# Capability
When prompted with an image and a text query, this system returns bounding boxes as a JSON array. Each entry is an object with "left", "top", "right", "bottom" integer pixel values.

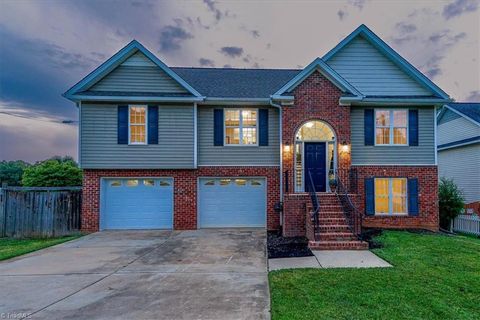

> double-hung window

[
  {"left": 375, "top": 109, "right": 408, "bottom": 145},
  {"left": 225, "top": 109, "right": 258, "bottom": 145},
  {"left": 129, "top": 105, "right": 147, "bottom": 144},
  {"left": 374, "top": 178, "right": 408, "bottom": 215}
]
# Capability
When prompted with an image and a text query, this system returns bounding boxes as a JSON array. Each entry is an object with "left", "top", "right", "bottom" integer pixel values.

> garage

[
  {"left": 198, "top": 177, "right": 266, "bottom": 228},
  {"left": 101, "top": 178, "right": 173, "bottom": 229}
]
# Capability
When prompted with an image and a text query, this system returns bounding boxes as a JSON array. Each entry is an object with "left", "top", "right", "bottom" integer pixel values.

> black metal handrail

[
  {"left": 334, "top": 168, "right": 362, "bottom": 237},
  {"left": 307, "top": 170, "right": 320, "bottom": 241}
]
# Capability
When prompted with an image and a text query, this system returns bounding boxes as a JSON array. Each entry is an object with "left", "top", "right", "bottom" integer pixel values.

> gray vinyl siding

[
  {"left": 438, "top": 144, "right": 480, "bottom": 203},
  {"left": 198, "top": 106, "right": 280, "bottom": 166},
  {"left": 438, "top": 115, "right": 480, "bottom": 145},
  {"left": 351, "top": 107, "right": 436, "bottom": 165},
  {"left": 326, "top": 36, "right": 432, "bottom": 96},
  {"left": 438, "top": 109, "right": 461, "bottom": 125},
  {"left": 80, "top": 103, "right": 194, "bottom": 169},
  {"left": 88, "top": 52, "right": 188, "bottom": 93}
]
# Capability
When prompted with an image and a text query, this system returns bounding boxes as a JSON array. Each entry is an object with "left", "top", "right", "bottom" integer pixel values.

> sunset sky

[{"left": 0, "top": 0, "right": 479, "bottom": 162}]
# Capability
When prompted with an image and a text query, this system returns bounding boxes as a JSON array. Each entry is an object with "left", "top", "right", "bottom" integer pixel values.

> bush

[
  {"left": 0, "top": 160, "right": 29, "bottom": 186},
  {"left": 22, "top": 156, "right": 82, "bottom": 187},
  {"left": 439, "top": 177, "right": 464, "bottom": 230}
]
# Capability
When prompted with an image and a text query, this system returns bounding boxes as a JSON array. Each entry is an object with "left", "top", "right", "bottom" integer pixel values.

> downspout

[
  {"left": 269, "top": 99, "right": 283, "bottom": 226},
  {"left": 77, "top": 101, "right": 82, "bottom": 168}
]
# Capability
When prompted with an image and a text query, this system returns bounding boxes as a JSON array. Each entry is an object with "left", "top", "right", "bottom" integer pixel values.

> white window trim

[
  {"left": 374, "top": 109, "right": 409, "bottom": 146},
  {"left": 128, "top": 105, "right": 148, "bottom": 145},
  {"left": 224, "top": 108, "right": 259, "bottom": 146},
  {"left": 374, "top": 177, "right": 408, "bottom": 216}
]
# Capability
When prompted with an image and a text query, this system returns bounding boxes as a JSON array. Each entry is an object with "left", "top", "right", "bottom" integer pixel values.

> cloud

[
  {"left": 349, "top": 0, "right": 367, "bottom": 10},
  {"left": 130, "top": 0, "right": 155, "bottom": 9},
  {"left": 0, "top": 105, "right": 77, "bottom": 162},
  {"left": 203, "top": 0, "right": 223, "bottom": 22},
  {"left": 337, "top": 10, "right": 347, "bottom": 20},
  {"left": 428, "top": 30, "right": 466, "bottom": 45},
  {"left": 443, "top": 0, "right": 479, "bottom": 19},
  {"left": 219, "top": 46, "right": 244, "bottom": 58},
  {"left": 199, "top": 58, "right": 215, "bottom": 67},
  {"left": 465, "top": 90, "right": 480, "bottom": 101},
  {"left": 395, "top": 22, "right": 417, "bottom": 34},
  {"left": 159, "top": 24, "right": 193, "bottom": 52}
]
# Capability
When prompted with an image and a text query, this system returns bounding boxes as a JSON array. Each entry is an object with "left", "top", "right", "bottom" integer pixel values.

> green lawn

[
  {"left": 0, "top": 236, "right": 81, "bottom": 261},
  {"left": 269, "top": 231, "right": 480, "bottom": 320}
]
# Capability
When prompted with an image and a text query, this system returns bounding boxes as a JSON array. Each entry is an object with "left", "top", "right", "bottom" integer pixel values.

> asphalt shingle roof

[
  {"left": 171, "top": 67, "right": 301, "bottom": 98},
  {"left": 446, "top": 102, "right": 480, "bottom": 124}
]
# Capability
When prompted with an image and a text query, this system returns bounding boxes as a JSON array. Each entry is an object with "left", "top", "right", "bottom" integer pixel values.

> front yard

[
  {"left": 0, "top": 236, "right": 81, "bottom": 261},
  {"left": 269, "top": 231, "right": 480, "bottom": 320}
]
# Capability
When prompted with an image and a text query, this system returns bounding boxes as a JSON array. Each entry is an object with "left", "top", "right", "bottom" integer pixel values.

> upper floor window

[
  {"left": 129, "top": 105, "right": 147, "bottom": 144},
  {"left": 375, "top": 109, "right": 408, "bottom": 145},
  {"left": 225, "top": 109, "right": 257, "bottom": 145}
]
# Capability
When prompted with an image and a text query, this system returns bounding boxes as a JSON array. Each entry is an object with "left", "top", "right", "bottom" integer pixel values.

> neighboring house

[
  {"left": 437, "top": 103, "right": 480, "bottom": 215},
  {"left": 64, "top": 25, "right": 451, "bottom": 249}
]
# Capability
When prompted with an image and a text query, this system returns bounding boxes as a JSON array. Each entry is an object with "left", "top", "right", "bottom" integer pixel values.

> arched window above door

[
  {"left": 296, "top": 121, "right": 336, "bottom": 142},
  {"left": 294, "top": 120, "right": 336, "bottom": 193}
]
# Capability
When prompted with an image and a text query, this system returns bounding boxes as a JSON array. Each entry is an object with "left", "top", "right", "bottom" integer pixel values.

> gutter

[
  {"left": 340, "top": 96, "right": 453, "bottom": 106},
  {"left": 201, "top": 97, "right": 271, "bottom": 105},
  {"left": 64, "top": 94, "right": 205, "bottom": 103}
]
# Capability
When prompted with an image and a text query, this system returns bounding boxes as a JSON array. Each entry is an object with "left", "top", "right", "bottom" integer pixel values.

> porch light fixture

[
  {"left": 340, "top": 141, "right": 350, "bottom": 153},
  {"left": 283, "top": 144, "right": 291, "bottom": 152}
]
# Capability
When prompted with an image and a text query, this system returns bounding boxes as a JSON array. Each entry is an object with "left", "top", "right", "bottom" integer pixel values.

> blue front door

[{"left": 304, "top": 142, "right": 326, "bottom": 192}]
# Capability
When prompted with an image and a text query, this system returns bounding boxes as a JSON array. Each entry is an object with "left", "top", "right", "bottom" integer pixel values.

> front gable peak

[
  {"left": 272, "top": 57, "right": 362, "bottom": 99},
  {"left": 322, "top": 24, "right": 450, "bottom": 99}
]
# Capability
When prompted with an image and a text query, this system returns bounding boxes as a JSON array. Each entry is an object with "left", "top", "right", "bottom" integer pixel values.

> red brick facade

[
  {"left": 354, "top": 166, "right": 439, "bottom": 231},
  {"left": 82, "top": 167, "right": 280, "bottom": 232},
  {"left": 280, "top": 70, "right": 440, "bottom": 235},
  {"left": 282, "top": 71, "right": 351, "bottom": 193}
]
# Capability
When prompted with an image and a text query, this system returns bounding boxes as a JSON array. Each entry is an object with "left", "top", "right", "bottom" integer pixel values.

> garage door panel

[
  {"left": 199, "top": 178, "right": 266, "bottom": 228},
  {"left": 102, "top": 178, "right": 173, "bottom": 229}
]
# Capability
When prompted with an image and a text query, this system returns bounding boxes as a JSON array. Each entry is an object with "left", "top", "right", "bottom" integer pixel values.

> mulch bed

[{"left": 267, "top": 231, "right": 313, "bottom": 259}]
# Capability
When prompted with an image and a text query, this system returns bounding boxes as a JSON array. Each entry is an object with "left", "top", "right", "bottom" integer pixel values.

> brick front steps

[{"left": 308, "top": 194, "right": 368, "bottom": 250}]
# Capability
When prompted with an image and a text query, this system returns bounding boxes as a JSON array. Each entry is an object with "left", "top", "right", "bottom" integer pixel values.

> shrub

[
  {"left": 439, "top": 177, "right": 465, "bottom": 230},
  {"left": 0, "top": 160, "right": 29, "bottom": 186},
  {"left": 22, "top": 156, "right": 82, "bottom": 187}
]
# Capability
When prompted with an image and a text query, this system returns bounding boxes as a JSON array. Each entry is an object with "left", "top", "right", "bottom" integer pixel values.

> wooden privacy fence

[
  {"left": 0, "top": 186, "right": 82, "bottom": 238},
  {"left": 451, "top": 214, "right": 480, "bottom": 236}
]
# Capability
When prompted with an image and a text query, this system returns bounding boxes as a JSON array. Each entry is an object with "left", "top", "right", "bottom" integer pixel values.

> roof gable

[
  {"left": 439, "top": 103, "right": 480, "bottom": 126},
  {"left": 64, "top": 40, "right": 202, "bottom": 100},
  {"left": 273, "top": 58, "right": 362, "bottom": 98},
  {"left": 322, "top": 25, "right": 449, "bottom": 99}
]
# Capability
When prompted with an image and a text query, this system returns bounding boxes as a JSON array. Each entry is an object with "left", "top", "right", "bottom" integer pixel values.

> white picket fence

[{"left": 451, "top": 214, "right": 480, "bottom": 236}]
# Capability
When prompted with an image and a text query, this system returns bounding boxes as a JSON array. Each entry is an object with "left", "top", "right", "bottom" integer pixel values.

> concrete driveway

[{"left": 0, "top": 229, "right": 269, "bottom": 320}]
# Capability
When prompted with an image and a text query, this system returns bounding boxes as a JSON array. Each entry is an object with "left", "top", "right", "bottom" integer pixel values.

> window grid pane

[
  {"left": 375, "top": 178, "right": 390, "bottom": 214},
  {"left": 225, "top": 109, "right": 257, "bottom": 145},
  {"left": 375, "top": 110, "right": 408, "bottom": 145}
]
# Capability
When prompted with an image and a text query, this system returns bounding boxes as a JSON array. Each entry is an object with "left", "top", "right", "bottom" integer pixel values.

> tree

[
  {"left": 439, "top": 177, "right": 465, "bottom": 230},
  {"left": 0, "top": 160, "right": 29, "bottom": 186},
  {"left": 22, "top": 156, "right": 82, "bottom": 187}
]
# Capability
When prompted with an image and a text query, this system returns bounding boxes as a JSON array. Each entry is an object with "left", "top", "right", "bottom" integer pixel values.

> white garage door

[
  {"left": 198, "top": 178, "right": 266, "bottom": 228},
  {"left": 101, "top": 178, "right": 173, "bottom": 229}
]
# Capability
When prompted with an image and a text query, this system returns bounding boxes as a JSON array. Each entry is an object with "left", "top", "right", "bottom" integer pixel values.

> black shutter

[
  {"left": 213, "top": 109, "right": 224, "bottom": 146},
  {"left": 409, "top": 109, "right": 419, "bottom": 146},
  {"left": 365, "top": 178, "right": 375, "bottom": 216},
  {"left": 148, "top": 105, "right": 158, "bottom": 144},
  {"left": 117, "top": 105, "right": 128, "bottom": 144},
  {"left": 364, "top": 109, "right": 374, "bottom": 146},
  {"left": 408, "top": 178, "right": 419, "bottom": 216},
  {"left": 259, "top": 109, "right": 269, "bottom": 146}
]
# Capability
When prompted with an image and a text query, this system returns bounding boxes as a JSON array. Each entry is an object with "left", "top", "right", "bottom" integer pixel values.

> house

[
  {"left": 64, "top": 25, "right": 450, "bottom": 249},
  {"left": 437, "top": 103, "right": 480, "bottom": 215}
]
